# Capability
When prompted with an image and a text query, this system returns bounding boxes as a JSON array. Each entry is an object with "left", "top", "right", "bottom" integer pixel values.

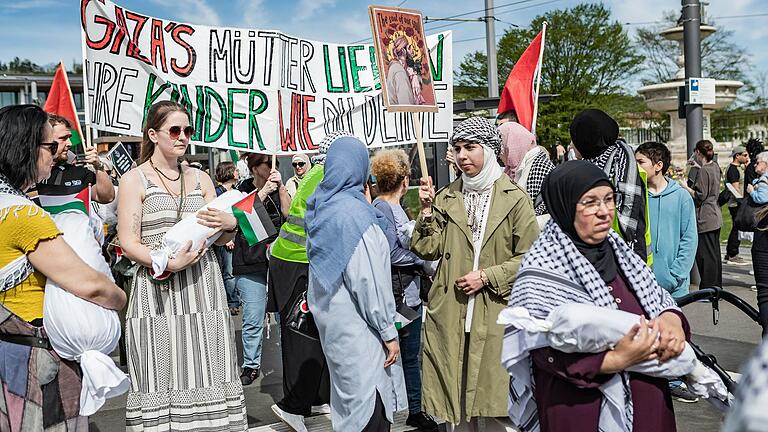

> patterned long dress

[{"left": 124, "top": 169, "right": 247, "bottom": 431}]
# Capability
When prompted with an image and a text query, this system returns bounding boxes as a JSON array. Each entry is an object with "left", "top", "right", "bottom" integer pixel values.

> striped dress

[{"left": 125, "top": 168, "right": 247, "bottom": 431}]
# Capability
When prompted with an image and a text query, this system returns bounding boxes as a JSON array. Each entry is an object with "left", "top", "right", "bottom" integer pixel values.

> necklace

[
  {"left": 148, "top": 160, "right": 186, "bottom": 221},
  {"left": 149, "top": 158, "right": 181, "bottom": 182}
]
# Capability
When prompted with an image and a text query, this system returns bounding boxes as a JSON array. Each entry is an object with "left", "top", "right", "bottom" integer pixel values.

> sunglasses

[
  {"left": 157, "top": 125, "right": 194, "bottom": 141},
  {"left": 38, "top": 141, "right": 58, "bottom": 155},
  {"left": 292, "top": 162, "right": 306, "bottom": 168}
]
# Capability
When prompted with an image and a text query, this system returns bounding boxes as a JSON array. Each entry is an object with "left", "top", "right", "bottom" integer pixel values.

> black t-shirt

[
  {"left": 726, "top": 164, "right": 740, "bottom": 185},
  {"left": 42, "top": 163, "right": 97, "bottom": 188}
]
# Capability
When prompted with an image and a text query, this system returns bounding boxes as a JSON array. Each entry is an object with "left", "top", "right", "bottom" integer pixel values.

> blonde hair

[{"left": 370, "top": 149, "right": 410, "bottom": 193}]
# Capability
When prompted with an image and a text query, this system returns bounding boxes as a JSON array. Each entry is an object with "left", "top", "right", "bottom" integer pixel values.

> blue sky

[{"left": 0, "top": 0, "right": 765, "bottom": 95}]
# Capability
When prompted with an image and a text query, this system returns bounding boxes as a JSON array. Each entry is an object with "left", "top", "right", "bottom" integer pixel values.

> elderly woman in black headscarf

[
  {"left": 501, "top": 161, "right": 689, "bottom": 432},
  {"left": 570, "top": 109, "right": 650, "bottom": 263}
]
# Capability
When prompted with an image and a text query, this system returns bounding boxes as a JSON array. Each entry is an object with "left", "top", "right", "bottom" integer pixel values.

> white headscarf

[{"left": 458, "top": 145, "right": 504, "bottom": 192}]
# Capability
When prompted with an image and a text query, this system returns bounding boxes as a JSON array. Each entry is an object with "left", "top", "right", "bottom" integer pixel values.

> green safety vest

[{"left": 270, "top": 165, "right": 324, "bottom": 263}]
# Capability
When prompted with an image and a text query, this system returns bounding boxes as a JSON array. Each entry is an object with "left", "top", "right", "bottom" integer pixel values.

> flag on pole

[
  {"left": 497, "top": 29, "right": 545, "bottom": 132},
  {"left": 37, "top": 184, "right": 90, "bottom": 216},
  {"left": 232, "top": 191, "right": 278, "bottom": 246},
  {"left": 43, "top": 62, "right": 84, "bottom": 151}
]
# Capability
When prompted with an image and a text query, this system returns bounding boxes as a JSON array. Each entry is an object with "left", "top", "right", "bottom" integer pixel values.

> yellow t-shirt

[{"left": 0, "top": 204, "right": 61, "bottom": 322}]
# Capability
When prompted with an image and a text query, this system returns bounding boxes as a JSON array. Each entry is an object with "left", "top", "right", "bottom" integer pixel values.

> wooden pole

[
  {"left": 411, "top": 114, "right": 429, "bottom": 179},
  {"left": 271, "top": 154, "right": 277, "bottom": 170}
]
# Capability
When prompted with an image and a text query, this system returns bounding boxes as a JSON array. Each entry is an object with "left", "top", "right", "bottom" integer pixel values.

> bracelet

[{"left": 479, "top": 269, "right": 490, "bottom": 286}]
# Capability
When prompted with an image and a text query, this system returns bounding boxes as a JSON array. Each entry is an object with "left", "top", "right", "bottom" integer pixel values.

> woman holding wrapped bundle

[
  {"left": 501, "top": 160, "right": 689, "bottom": 432},
  {"left": 117, "top": 101, "right": 247, "bottom": 431}
]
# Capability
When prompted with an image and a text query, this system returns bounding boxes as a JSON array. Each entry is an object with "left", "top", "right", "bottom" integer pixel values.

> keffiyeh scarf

[
  {"left": 311, "top": 130, "right": 354, "bottom": 165},
  {"left": 0, "top": 173, "right": 37, "bottom": 292},
  {"left": 501, "top": 220, "right": 679, "bottom": 432},
  {"left": 588, "top": 141, "right": 648, "bottom": 259}
]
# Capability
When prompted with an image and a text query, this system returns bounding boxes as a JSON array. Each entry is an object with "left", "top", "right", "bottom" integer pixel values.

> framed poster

[{"left": 369, "top": 5, "right": 438, "bottom": 113}]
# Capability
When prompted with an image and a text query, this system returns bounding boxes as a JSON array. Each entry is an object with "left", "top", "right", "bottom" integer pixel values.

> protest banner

[
  {"left": 107, "top": 142, "right": 134, "bottom": 177},
  {"left": 80, "top": 0, "right": 453, "bottom": 156}
]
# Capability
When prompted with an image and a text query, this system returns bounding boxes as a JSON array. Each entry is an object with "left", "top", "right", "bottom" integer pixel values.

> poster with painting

[{"left": 369, "top": 5, "right": 438, "bottom": 113}]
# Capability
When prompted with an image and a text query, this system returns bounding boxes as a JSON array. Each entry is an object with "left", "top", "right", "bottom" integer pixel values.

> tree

[
  {"left": 458, "top": 4, "right": 642, "bottom": 99},
  {"left": 456, "top": 4, "right": 643, "bottom": 146},
  {"left": 0, "top": 57, "right": 57, "bottom": 74},
  {"left": 634, "top": 13, "right": 751, "bottom": 85}
]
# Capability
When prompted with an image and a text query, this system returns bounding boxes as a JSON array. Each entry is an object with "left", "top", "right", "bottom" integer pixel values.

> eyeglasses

[
  {"left": 38, "top": 142, "right": 58, "bottom": 155},
  {"left": 292, "top": 162, "right": 306, "bottom": 168},
  {"left": 577, "top": 193, "right": 618, "bottom": 215},
  {"left": 157, "top": 126, "right": 194, "bottom": 141}
]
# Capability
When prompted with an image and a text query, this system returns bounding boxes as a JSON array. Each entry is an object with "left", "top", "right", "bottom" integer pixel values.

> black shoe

[
  {"left": 406, "top": 412, "right": 438, "bottom": 431},
  {"left": 670, "top": 384, "right": 699, "bottom": 403},
  {"left": 240, "top": 367, "right": 260, "bottom": 385}
]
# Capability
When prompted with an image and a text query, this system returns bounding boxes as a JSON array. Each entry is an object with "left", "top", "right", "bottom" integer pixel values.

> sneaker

[
  {"left": 311, "top": 404, "right": 331, "bottom": 415},
  {"left": 406, "top": 411, "right": 439, "bottom": 431},
  {"left": 271, "top": 404, "right": 308, "bottom": 432},
  {"left": 239, "top": 367, "right": 260, "bottom": 386},
  {"left": 725, "top": 255, "right": 750, "bottom": 266},
  {"left": 670, "top": 384, "right": 699, "bottom": 403}
]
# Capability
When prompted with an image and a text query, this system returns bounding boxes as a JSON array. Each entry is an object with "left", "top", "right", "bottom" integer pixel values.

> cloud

[
  {"left": 239, "top": 0, "right": 268, "bottom": 28},
  {"left": 0, "top": 0, "right": 63, "bottom": 11},
  {"left": 294, "top": 0, "right": 336, "bottom": 22},
  {"left": 147, "top": 0, "right": 222, "bottom": 26}
]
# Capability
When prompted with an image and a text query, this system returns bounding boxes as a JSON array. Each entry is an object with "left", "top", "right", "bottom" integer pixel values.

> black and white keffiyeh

[
  {"left": 451, "top": 116, "right": 502, "bottom": 156},
  {"left": 588, "top": 141, "right": 648, "bottom": 260},
  {"left": 524, "top": 151, "right": 554, "bottom": 216},
  {"left": 722, "top": 339, "right": 768, "bottom": 431},
  {"left": 501, "top": 220, "right": 679, "bottom": 432},
  {"left": 311, "top": 130, "right": 354, "bottom": 165},
  {"left": 0, "top": 173, "right": 37, "bottom": 292}
]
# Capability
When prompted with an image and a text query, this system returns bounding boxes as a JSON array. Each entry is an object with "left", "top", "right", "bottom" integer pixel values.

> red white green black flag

[
  {"left": 37, "top": 184, "right": 90, "bottom": 216},
  {"left": 232, "top": 191, "right": 277, "bottom": 246}
]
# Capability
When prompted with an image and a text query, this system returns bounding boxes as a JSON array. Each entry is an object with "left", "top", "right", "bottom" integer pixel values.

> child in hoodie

[{"left": 636, "top": 142, "right": 698, "bottom": 299}]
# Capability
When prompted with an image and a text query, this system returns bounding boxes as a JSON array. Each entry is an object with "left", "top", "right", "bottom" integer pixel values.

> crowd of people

[{"left": 0, "top": 100, "right": 767, "bottom": 432}]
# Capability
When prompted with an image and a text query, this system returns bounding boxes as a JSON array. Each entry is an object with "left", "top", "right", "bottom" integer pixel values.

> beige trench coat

[{"left": 411, "top": 175, "right": 540, "bottom": 423}]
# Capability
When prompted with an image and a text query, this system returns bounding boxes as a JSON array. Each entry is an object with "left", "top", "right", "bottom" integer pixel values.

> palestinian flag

[
  {"left": 232, "top": 191, "right": 277, "bottom": 246},
  {"left": 37, "top": 184, "right": 90, "bottom": 215},
  {"left": 394, "top": 303, "right": 421, "bottom": 331},
  {"left": 43, "top": 62, "right": 83, "bottom": 151}
]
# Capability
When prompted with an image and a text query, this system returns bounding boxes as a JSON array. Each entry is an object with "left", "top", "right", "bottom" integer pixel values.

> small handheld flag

[{"left": 232, "top": 191, "right": 278, "bottom": 246}]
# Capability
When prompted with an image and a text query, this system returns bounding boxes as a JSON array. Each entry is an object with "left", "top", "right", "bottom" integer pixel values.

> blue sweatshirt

[{"left": 648, "top": 178, "right": 698, "bottom": 298}]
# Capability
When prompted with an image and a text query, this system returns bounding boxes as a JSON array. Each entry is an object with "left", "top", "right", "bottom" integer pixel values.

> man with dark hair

[
  {"left": 724, "top": 146, "right": 751, "bottom": 265},
  {"left": 495, "top": 110, "right": 518, "bottom": 126},
  {"left": 40, "top": 114, "right": 114, "bottom": 204}
]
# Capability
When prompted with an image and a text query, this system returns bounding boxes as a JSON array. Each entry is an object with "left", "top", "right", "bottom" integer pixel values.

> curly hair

[
  {"left": 215, "top": 161, "right": 236, "bottom": 183},
  {"left": 370, "top": 149, "right": 410, "bottom": 194}
]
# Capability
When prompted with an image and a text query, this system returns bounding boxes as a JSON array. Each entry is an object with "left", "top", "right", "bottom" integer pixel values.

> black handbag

[
  {"left": 733, "top": 195, "right": 768, "bottom": 232},
  {"left": 284, "top": 291, "right": 319, "bottom": 340}
]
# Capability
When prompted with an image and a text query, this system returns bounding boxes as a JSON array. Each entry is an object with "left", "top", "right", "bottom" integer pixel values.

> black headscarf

[
  {"left": 569, "top": 109, "right": 619, "bottom": 159},
  {"left": 542, "top": 160, "right": 618, "bottom": 283}
]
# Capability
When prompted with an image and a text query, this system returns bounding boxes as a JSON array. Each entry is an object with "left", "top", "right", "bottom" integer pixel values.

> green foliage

[
  {"left": 456, "top": 4, "right": 644, "bottom": 148},
  {"left": 0, "top": 57, "right": 55, "bottom": 74}
]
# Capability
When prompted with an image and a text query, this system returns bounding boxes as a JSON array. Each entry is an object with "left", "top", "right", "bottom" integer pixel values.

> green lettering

[
  {"left": 203, "top": 87, "right": 226, "bottom": 143},
  {"left": 347, "top": 45, "right": 370, "bottom": 93},
  {"left": 227, "top": 88, "right": 248, "bottom": 148},
  {"left": 429, "top": 34, "right": 444, "bottom": 82},
  {"left": 193, "top": 85, "right": 205, "bottom": 141},
  {"left": 323, "top": 44, "right": 349, "bottom": 93},
  {"left": 142, "top": 73, "right": 171, "bottom": 128},
  {"left": 169, "top": 83, "right": 180, "bottom": 102},
  {"left": 249, "top": 89, "right": 268, "bottom": 151},
  {"left": 369, "top": 46, "right": 381, "bottom": 91}
]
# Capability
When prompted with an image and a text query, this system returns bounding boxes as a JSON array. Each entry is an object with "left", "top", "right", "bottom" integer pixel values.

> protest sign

[
  {"left": 368, "top": 6, "right": 438, "bottom": 113},
  {"left": 107, "top": 142, "right": 134, "bottom": 177},
  {"left": 80, "top": 0, "right": 453, "bottom": 155}
]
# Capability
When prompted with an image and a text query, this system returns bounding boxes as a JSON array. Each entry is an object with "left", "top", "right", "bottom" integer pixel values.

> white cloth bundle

[
  {"left": 149, "top": 189, "right": 246, "bottom": 278},
  {"left": 42, "top": 211, "right": 129, "bottom": 416},
  {"left": 498, "top": 303, "right": 729, "bottom": 403}
]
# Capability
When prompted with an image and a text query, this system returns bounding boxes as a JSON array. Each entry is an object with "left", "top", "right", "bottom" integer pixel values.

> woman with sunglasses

[
  {"left": 117, "top": 101, "right": 247, "bottom": 431},
  {"left": 0, "top": 104, "right": 126, "bottom": 428},
  {"left": 285, "top": 153, "right": 311, "bottom": 198}
]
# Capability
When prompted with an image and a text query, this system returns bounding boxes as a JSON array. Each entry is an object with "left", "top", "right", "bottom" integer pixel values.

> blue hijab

[{"left": 306, "top": 136, "right": 390, "bottom": 293}]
